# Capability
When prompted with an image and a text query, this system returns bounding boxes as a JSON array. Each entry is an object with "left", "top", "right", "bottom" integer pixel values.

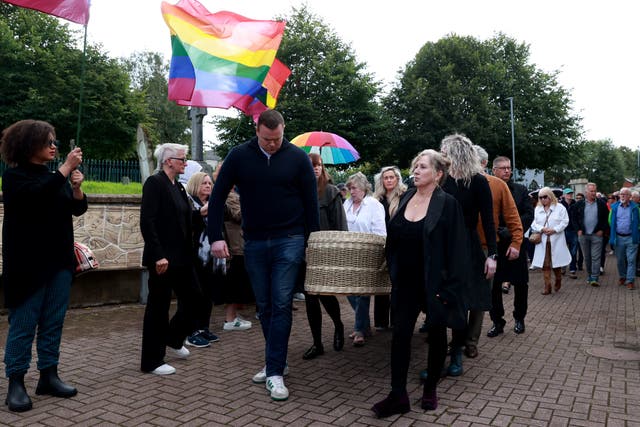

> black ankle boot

[
  {"left": 35, "top": 366, "right": 77, "bottom": 398},
  {"left": 5, "top": 373, "right": 32, "bottom": 412}
]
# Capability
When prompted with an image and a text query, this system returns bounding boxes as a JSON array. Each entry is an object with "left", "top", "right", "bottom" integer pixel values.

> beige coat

[{"left": 224, "top": 191, "right": 244, "bottom": 256}]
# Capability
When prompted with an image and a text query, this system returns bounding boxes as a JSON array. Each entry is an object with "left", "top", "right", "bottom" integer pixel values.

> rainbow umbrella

[{"left": 290, "top": 131, "right": 360, "bottom": 165}]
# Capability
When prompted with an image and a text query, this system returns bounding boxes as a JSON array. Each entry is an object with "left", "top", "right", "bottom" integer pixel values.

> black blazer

[
  {"left": 140, "top": 171, "right": 193, "bottom": 268},
  {"left": 385, "top": 187, "right": 468, "bottom": 329},
  {"left": 571, "top": 198, "right": 609, "bottom": 235}
]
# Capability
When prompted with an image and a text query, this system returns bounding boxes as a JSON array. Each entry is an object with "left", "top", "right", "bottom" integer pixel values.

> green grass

[
  {"left": 81, "top": 181, "right": 142, "bottom": 194},
  {"left": 0, "top": 179, "right": 142, "bottom": 194}
]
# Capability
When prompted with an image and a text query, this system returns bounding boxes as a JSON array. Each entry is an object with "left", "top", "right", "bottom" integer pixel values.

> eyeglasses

[
  {"left": 48, "top": 139, "right": 59, "bottom": 148},
  {"left": 539, "top": 195, "right": 549, "bottom": 200},
  {"left": 169, "top": 157, "right": 188, "bottom": 163},
  {"left": 494, "top": 166, "right": 511, "bottom": 171}
]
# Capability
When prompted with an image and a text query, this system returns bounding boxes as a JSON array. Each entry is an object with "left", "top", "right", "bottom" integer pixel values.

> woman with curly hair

[
  {"left": 1, "top": 120, "right": 87, "bottom": 412},
  {"left": 438, "top": 133, "right": 496, "bottom": 377}
]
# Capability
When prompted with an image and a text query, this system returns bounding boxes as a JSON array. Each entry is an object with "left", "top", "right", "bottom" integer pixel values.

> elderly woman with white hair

[
  {"left": 344, "top": 172, "right": 386, "bottom": 346},
  {"left": 530, "top": 186, "right": 571, "bottom": 294},
  {"left": 140, "top": 143, "right": 205, "bottom": 375}
]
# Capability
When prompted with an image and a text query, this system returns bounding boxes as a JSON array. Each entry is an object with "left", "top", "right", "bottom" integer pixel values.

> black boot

[
  {"left": 5, "top": 373, "right": 32, "bottom": 412},
  {"left": 35, "top": 366, "right": 77, "bottom": 398}
]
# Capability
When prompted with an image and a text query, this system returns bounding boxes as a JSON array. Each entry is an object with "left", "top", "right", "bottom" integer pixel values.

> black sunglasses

[
  {"left": 48, "top": 139, "right": 59, "bottom": 148},
  {"left": 539, "top": 195, "right": 549, "bottom": 200}
]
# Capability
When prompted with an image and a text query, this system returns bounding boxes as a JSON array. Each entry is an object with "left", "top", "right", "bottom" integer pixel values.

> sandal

[
  {"left": 501, "top": 282, "right": 511, "bottom": 294},
  {"left": 353, "top": 332, "right": 365, "bottom": 347}
]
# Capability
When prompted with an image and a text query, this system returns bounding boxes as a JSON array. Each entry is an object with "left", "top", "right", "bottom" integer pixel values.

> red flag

[{"left": 4, "top": 0, "right": 90, "bottom": 25}]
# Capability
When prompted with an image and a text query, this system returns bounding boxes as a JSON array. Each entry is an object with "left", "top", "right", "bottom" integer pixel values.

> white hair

[{"left": 154, "top": 143, "right": 189, "bottom": 171}]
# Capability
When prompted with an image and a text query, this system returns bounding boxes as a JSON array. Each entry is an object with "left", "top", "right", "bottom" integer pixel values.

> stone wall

[
  {"left": 0, "top": 194, "right": 144, "bottom": 273},
  {"left": 72, "top": 194, "right": 144, "bottom": 271}
]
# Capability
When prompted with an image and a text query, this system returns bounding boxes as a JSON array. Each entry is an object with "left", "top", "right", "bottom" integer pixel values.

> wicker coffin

[{"left": 304, "top": 230, "right": 391, "bottom": 295}]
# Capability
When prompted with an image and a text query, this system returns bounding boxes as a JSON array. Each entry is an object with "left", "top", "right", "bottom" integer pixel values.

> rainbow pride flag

[
  {"left": 161, "top": 0, "right": 289, "bottom": 117},
  {"left": 5, "top": 0, "right": 90, "bottom": 25},
  {"left": 232, "top": 58, "right": 291, "bottom": 120}
]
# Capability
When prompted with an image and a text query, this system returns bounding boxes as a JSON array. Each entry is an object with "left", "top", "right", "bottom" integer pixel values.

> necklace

[{"left": 411, "top": 193, "right": 432, "bottom": 208}]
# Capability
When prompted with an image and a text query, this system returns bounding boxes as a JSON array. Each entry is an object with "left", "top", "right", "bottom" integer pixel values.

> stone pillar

[{"left": 188, "top": 107, "right": 207, "bottom": 161}]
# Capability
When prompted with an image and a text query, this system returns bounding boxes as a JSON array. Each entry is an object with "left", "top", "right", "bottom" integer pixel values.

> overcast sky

[{"left": 86, "top": 0, "right": 639, "bottom": 150}]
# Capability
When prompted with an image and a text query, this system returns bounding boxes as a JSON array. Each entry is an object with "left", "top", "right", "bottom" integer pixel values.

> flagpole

[{"left": 75, "top": 23, "right": 88, "bottom": 147}]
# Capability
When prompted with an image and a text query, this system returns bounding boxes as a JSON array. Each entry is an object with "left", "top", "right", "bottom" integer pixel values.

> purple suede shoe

[
  {"left": 371, "top": 391, "right": 410, "bottom": 418},
  {"left": 421, "top": 388, "right": 438, "bottom": 411}
]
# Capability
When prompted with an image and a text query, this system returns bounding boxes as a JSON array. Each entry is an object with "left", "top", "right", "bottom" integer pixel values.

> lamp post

[{"left": 507, "top": 97, "right": 516, "bottom": 180}]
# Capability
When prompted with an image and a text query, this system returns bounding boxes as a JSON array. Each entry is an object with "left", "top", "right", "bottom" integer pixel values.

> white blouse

[{"left": 343, "top": 195, "right": 386, "bottom": 236}]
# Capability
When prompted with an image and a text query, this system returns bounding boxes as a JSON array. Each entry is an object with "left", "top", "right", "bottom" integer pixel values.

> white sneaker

[
  {"left": 265, "top": 375, "right": 289, "bottom": 401},
  {"left": 151, "top": 363, "right": 176, "bottom": 375},
  {"left": 167, "top": 345, "right": 190, "bottom": 359},
  {"left": 293, "top": 292, "right": 305, "bottom": 301},
  {"left": 235, "top": 316, "right": 253, "bottom": 326},
  {"left": 223, "top": 317, "right": 252, "bottom": 331},
  {"left": 252, "top": 364, "right": 289, "bottom": 383}
]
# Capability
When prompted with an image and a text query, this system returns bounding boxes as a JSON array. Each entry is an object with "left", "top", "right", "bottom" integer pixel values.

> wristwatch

[{"left": 488, "top": 254, "right": 498, "bottom": 260}]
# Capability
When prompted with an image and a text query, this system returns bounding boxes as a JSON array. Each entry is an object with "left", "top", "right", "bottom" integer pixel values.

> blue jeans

[
  {"left": 565, "top": 229, "right": 579, "bottom": 272},
  {"left": 244, "top": 235, "right": 305, "bottom": 377},
  {"left": 347, "top": 296, "right": 371, "bottom": 334},
  {"left": 614, "top": 235, "right": 638, "bottom": 283},
  {"left": 4, "top": 269, "right": 73, "bottom": 377}
]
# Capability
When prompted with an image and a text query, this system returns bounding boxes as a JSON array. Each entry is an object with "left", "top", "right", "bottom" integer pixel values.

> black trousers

[
  {"left": 390, "top": 291, "right": 446, "bottom": 394},
  {"left": 304, "top": 293, "right": 342, "bottom": 346},
  {"left": 374, "top": 295, "right": 391, "bottom": 328},
  {"left": 194, "top": 260, "right": 216, "bottom": 331},
  {"left": 489, "top": 279, "right": 528, "bottom": 325},
  {"left": 141, "top": 264, "right": 204, "bottom": 372}
]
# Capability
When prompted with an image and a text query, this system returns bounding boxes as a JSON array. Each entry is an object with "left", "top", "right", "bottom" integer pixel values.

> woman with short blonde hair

[
  {"left": 343, "top": 172, "right": 386, "bottom": 346},
  {"left": 530, "top": 187, "right": 571, "bottom": 294}
]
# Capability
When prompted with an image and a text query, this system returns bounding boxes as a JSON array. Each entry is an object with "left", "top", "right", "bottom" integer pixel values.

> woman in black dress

[{"left": 372, "top": 149, "right": 467, "bottom": 417}]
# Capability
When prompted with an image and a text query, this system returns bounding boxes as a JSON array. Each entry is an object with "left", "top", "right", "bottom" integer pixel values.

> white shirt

[{"left": 343, "top": 195, "right": 386, "bottom": 236}]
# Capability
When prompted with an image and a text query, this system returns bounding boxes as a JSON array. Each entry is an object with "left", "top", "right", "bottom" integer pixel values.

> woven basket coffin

[{"left": 304, "top": 230, "right": 391, "bottom": 295}]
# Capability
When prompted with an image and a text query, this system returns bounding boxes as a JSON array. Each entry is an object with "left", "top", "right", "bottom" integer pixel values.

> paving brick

[{"left": 0, "top": 254, "right": 638, "bottom": 425}]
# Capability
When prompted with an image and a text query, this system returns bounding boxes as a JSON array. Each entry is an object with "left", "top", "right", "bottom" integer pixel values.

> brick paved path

[{"left": 1, "top": 253, "right": 639, "bottom": 426}]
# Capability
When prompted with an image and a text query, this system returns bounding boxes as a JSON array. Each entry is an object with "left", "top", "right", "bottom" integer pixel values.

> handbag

[
  {"left": 74, "top": 241, "right": 99, "bottom": 274},
  {"left": 528, "top": 211, "right": 550, "bottom": 245},
  {"left": 528, "top": 231, "right": 542, "bottom": 244}
]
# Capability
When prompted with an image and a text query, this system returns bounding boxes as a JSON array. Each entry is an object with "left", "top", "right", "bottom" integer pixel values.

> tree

[
  {"left": 122, "top": 51, "right": 191, "bottom": 148},
  {"left": 617, "top": 145, "right": 638, "bottom": 182},
  {"left": 576, "top": 140, "right": 625, "bottom": 193},
  {"left": 214, "top": 5, "right": 390, "bottom": 168},
  {"left": 384, "top": 33, "right": 582, "bottom": 169},
  {"left": 0, "top": 5, "right": 143, "bottom": 159}
]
